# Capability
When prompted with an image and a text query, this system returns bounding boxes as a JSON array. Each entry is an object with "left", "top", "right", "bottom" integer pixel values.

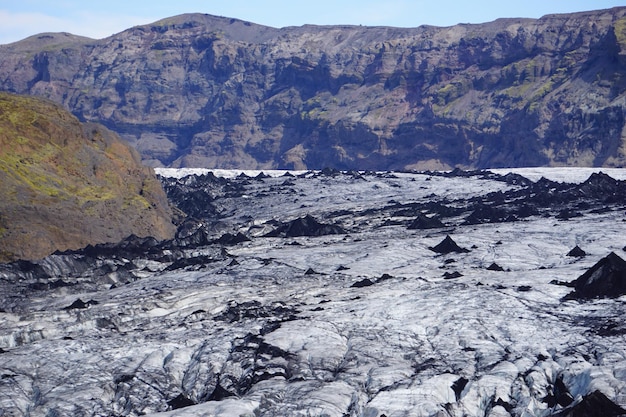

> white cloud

[{"left": 0, "top": 9, "right": 157, "bottom": 45}]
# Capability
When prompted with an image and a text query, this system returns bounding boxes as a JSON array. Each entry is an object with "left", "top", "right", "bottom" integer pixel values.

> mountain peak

[{"left": 133, "top": 13, "right": 280, "bottom": 42}]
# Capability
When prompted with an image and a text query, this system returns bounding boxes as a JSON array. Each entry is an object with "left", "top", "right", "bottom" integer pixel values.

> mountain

[
  {"left": 0, "top": 92, "right": 175, "bottom": 261},
  {"left": 1, "top": 167, "right": 625, "bottom": 416},
  {"left": 0, "top": 9, "right": 626, "bottom": 170}
]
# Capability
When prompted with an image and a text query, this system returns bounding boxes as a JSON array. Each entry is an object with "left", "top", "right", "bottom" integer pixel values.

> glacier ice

[{"left": 0, "top": 168, "right": 625, "bottom": 416}]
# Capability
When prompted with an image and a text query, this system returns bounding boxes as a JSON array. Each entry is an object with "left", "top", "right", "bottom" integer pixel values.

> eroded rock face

[
  {"left": 1, "top": 9, "right": 626, "bottom": 169},
  {"left": 0, "top": 92, "right": 175, "bottom": 261}
]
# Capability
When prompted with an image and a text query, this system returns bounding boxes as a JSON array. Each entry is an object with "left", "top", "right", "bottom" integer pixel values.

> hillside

[
  {"left": 0, "top": 9, "right": 626, "bottom": 169},
  {"left": 0, "top": 92, "right": 175, "bottom": 261}
]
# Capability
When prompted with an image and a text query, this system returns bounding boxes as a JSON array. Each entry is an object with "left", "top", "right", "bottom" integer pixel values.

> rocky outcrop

[
  {"left": 0, "top": 92, "right": 175, "bottom": 261},
  {"left": 0, "top": 8, "right": 626, "bottom": 170}
]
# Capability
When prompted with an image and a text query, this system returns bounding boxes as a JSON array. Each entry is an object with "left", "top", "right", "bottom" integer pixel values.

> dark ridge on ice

[
  {"left": 567, "top": 245, "right": 587, "bottom": 258},
  {"left": 462, "top": 203, "right": 514, "bottom": 225},
  {"left": 451, "top": 377, "right": 468, "bottom": 401},
  {"left": 351, "top": 273, "right": 394, "bottom": 287},
  {"left": 164, "top": 255, "right": 220, "bottom": 271},
  {"left": 207, "top": 382, "right": 235, "bottom": 402},
  {"left": 215, "top": 300, "right": 299, "bottom": 323},
  {"left": 351, "top": 278, "right": 375, "bottom": 288},
  {"left": 167, "top": 393, "right": 196, "bottom": 410},
  {"left": 543, "top": 376, "right": 574, "bottom": 408},
  {"left": 29, "top": 279, "right": 73, "bottom": 290},
  {"left": 216, "top": 232, "right": 251, "bottom": 245},
  {"left": 486, "top": 262, "right": 505, "bottom": 271},
  {"left": 556, "top": 208, "right": 584, "bottom": 220},
  {"left": 443, "top": 271, "right": 464, "bottom": 279},
  {"left": 264, "top": 214, "right": 346, "bottom": 238},
  {"left": 63, "top": 298, "right": 98, "bottom": 310},
  {"left": 564, "top": 252, "right": 626, "bottom": 300},
  {"left": 430, "top": 235, "right": 470, "bottom": 254},
  {"left": 3, "top": 168, "right": 624, "bottom": 289},
  {"left": 407, "top": 214, "right": 445, "bottom": 229}
]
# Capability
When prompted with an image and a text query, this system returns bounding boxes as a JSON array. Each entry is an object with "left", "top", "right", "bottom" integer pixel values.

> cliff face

[
  {"left": 0, "top": 92, "right": 175, "bottom": 261},
  {"left": 1, "top": 9, "right": 626, "bottom": 170}
]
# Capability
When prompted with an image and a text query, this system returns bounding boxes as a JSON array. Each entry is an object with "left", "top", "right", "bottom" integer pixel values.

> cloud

[
  {"left": 0, "top": 9, "right": 156, "bottom": 45},
  {"left": 0, "top": 10, "right": 63, "bottom": 43}
]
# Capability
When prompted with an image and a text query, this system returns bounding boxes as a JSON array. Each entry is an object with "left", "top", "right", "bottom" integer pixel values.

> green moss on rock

[{"left": 0, "top": 92, "right": 175, "bottom": 262}]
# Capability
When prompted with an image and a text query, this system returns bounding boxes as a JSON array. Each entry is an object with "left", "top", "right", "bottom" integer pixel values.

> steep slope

[
  {"left": 0, "top": 92, "right": 175, "bottom": 261},
  {"left": 1, "top": 9, "right": 626, "bottom": 169}
]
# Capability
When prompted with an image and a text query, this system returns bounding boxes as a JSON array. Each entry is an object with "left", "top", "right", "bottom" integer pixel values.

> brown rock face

[
  {"left": 0, "top": 9, "right": 626, "bottom": 170},
  {"left": 0, "top": 92, "right": 175, "bottom": 261}
]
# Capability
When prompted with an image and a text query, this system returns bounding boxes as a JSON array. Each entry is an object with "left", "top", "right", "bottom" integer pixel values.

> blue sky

[{"left": 1, "top": 0, "right": 625, "bottom": 44}]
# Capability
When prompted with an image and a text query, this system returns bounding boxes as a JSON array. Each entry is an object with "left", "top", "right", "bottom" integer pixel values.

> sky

[{"left": 1, "top": 0, "right": 625, "bottom": 45}]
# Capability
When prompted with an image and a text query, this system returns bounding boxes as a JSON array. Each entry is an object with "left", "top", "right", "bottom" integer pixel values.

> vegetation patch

[{"left": 614, "top": 17, "right": 626, "bottom": 50}]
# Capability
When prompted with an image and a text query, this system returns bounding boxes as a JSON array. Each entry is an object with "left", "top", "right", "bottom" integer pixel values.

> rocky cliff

[
  {"left": 0, "top": 8, "right": 625, "bottom": 170},
  {"left": 0, "top": 92, "right": 175, "bottom": 261}
]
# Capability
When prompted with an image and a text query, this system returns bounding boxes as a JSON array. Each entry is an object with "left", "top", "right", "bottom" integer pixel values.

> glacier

[{"left": 0, "top": 167, "right": 625, "bottom": 417}]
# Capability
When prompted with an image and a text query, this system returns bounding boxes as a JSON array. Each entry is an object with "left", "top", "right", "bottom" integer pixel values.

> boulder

[{"left": 351, "top": 278, "right": 375, "bottom": 288}]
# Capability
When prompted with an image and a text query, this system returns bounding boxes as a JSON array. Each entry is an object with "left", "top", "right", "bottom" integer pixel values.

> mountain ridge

[{"left": 1, "top": 7, "right": 625, "bottom": 170}]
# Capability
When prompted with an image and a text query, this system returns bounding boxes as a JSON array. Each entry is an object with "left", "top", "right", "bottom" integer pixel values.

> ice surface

[{"left": 1, "top": 168, "right": 625, "bottom": 417}]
